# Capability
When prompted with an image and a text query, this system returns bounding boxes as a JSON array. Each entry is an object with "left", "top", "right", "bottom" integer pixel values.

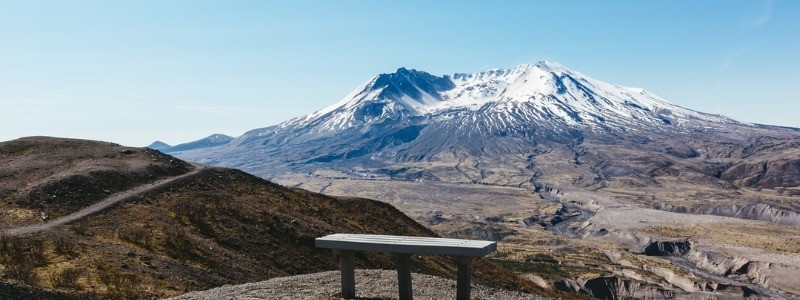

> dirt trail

[{"left": 1, "top": 165, "right": 205, "bottom": 237}]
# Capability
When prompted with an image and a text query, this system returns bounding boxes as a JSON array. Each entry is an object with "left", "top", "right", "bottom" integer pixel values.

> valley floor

[{"left": 273, "top": 173, "right": 800, "bottom": 299}]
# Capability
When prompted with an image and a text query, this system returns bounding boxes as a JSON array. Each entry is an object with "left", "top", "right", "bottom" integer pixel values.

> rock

[{"left": 643, "top": 240, "right": 691, "bottom": 257}]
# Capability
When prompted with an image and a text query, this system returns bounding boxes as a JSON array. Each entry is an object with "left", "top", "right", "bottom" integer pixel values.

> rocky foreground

[{"left": 169, "top": 269, "right": 547, "bottom": 300}]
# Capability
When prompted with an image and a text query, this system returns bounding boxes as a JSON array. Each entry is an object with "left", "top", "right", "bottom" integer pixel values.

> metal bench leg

[
  {"left": 454, "top": 256, "right": 474, "bottom": 300},
  {"left": 394, "top": 253, "right": 413, "bottom": 300},
  {"left": 335, "top": 250, "right": 356, "bottom": 299}
]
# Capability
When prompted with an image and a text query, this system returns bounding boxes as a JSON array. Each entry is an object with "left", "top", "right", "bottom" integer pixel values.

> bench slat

[
  {"left": 320, "top": 234, "right": 490, "bottom": 244},
  {"left": 315, "top": 234, "right": 496, "bottom": 257},
  {"left": 332, "top": 237, "right": 473, "bottom": 244}
]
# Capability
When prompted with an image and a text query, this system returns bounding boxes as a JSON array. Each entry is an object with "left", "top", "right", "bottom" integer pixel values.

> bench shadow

[{"left": 332, "top": 292, "right": 392, "bottom": 300}]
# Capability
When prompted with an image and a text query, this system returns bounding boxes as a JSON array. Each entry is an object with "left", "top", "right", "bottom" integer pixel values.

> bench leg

[
  {"left": 335, "top": 250, "right": 355, "bottom": 299},
  {"left": 454, "top": 256, "right": 474, "bottom": 300},
  {"left": 394, "top": 253, "right": 413, "bottom": 300}
]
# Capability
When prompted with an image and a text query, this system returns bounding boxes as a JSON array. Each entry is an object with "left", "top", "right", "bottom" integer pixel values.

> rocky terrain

[
  {"left": 0, "top": 137, "right": 551, "bottom": 299},
  {"left": 163, "top": 61, "right": 800, "bottom": 298},
  {"left": 271, "top": 176, "right": 799, "bottom": 299},
  {"left": 169, "top": 269, "right": 547, "bottom": 300}
]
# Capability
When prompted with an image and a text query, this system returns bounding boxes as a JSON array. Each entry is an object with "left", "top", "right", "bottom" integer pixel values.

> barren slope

[{"left": 0, "top": 137, "right": 552, "bottom": 299}]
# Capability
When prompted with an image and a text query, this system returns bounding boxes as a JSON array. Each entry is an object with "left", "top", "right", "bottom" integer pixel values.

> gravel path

[
  {"left": 1, "top": 165, "right": 204, "bottom": 237},
  {"left": 168, "top": 269, "right": 547, "bottom": 300}
]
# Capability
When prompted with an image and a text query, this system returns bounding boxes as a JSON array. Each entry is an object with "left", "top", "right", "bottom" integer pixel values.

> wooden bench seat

[{"left": 316, "top": 233, "right": 497, "bottom": 300}]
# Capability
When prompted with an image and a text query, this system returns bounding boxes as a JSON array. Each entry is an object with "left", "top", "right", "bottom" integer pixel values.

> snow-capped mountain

[
  {"left": 167, "top": 61, "right": 799, "bottom": 187},
  {"left": 240, "top": 61, "right": 736, "bottom": 145}
]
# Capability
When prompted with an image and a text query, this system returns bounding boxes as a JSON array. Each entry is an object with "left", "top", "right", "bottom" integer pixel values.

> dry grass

[
  {"left": 97, "top": 268, "right": 143, "bottom": 300},
  {"left": 50, "top": 266, "right": 84, "bottom": 290},
  {"left": 0, "top": 236, "right": 47, "bottom": 283}
]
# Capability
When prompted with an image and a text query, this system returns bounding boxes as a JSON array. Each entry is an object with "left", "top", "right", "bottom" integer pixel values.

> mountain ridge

[
  {"left": 149, "top": 134, "right": 233, "bottom": 153},
  {"left": 281, "top": 60, "right": 741, "bottom": 134}
]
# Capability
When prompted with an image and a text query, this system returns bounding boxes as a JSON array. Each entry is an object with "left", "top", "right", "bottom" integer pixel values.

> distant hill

[
  {"left": 0, "top": 137, "right": 547, "bottom": 299},
  {"left": 146, "top": 140, "right": 172, "bottom": 152},
  {"left": 148, "top": 134, "right": 233, "bottom": 153}
]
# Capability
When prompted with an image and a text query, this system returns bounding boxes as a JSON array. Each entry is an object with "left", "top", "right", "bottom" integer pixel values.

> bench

[{"left": 315, "top": 233, "right": 497, "bottom": 300}]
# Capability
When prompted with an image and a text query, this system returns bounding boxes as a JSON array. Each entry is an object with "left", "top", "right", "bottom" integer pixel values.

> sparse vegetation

[
  {"left": 50, "top": 266, "right": 83, "bottom": 290},
  {"left": 0, "top": 138, "right": 547, "bottom": 299},
  {"left": 163, "top": 229, "right": 201, "bottom": 261},
  {"left": 97, "top": 268, "right": 142, "bottom": 300},
  {"left": 50, "top": 235, "right": 79, "bottom": 258},
  {"left": 524, "top": 253, "right": 559, "bottom": 264},
  {"left": 117, "top": 225, "right": 153, "bottom": 250},
  {"left": 0, "top": 236, "right": 47, "bottom": 283}
]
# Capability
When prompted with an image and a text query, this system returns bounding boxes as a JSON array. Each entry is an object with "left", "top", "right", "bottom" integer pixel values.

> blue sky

[{"left": 1, "top": 0, "right": 798, "bottom": 146}]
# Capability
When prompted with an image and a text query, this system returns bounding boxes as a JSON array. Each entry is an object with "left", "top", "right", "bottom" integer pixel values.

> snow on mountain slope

[{"left": 241, "top": 61, "right": 740, "bottom": 144}]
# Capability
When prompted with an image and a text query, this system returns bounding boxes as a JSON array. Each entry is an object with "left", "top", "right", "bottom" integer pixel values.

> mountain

[
  {"left": 170, "top": 61, "right": 799, "bottom": 194},
  {"left": 282, "top": 61, "right": 733, "bottom": 137},
  {"left": 146, "top": 140, "right": 172, "bottom": 152},
  {"left": 149, "top": 134, "right": 233, "bottom": 153},
  {"left": 0, "top": 137, "right": 546, "bottom": 299}
]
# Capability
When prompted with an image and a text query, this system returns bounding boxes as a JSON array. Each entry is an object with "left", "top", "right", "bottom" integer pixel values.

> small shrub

[
  {"left": 50, "top": 235, "right": 77, "bottom": 257},
  {"left": 51, "top": 266, "right": 83, "bottom": 289},
  {"left": 164, "top": 230, "right": 199, "bottom": 260},
  {"left": 26, "top": 239, "right": 46, "bottom": 265},
  {"left": 0, "top": 237, "right": 47, "bottom": 283},
  {"left": 97, "top": 268, "right": 141, "bottom": 300},
  {"left": 524, "top": 253, "right": 558, "bottom": 263},
  {"left": 70, "top": 223, "right": 90, "bottom": 236},
  {"left": 118, "top": 226, "right": 152, "bottom": 250},
  {"left": 3, "top": 260, "right": 38, "bottom": 283},
  {"left": 0, "top": 238, "right": 47, "bottom": 285}
]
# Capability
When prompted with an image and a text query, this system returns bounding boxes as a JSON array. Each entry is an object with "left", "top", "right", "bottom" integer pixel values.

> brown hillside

[
  {"left": 0, "top": 136, "right": 193, "bottom": 222},
  {"left": 0, "top": 137, "right": 550, "bottom": 299}
]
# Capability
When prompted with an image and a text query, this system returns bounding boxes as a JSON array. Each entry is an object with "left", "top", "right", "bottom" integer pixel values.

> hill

[
  {"left": 146, "top": 141, "right": 172, "bottom": 152},
  {"left": 0, "top": 137, "right": 550, "bottom": 299},
  {"left": 147, "top": 134, "right": 233, "bottom": 153}
]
